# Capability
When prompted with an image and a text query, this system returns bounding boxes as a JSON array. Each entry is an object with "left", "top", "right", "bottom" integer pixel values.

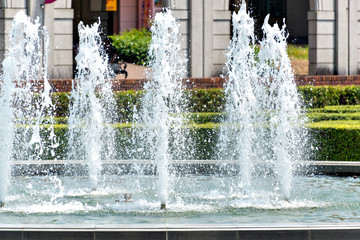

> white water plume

[
  {"left": 135, "top": 9, "right": 187, "bottom": 207},
  {"left": 219, "top": 6, "right": 308, "bottom": 200},
  {"left": 218, "top": 4, "right": 257, "bottom": 193},
  {"left": 257, "top": 15, "right": 307, "bottom": 199},
  {"left": 0, "top": 11, "right": 56, "bottom": 202},
  {"left": 68, "top": 20, "right": 117, "bottom": 188}
]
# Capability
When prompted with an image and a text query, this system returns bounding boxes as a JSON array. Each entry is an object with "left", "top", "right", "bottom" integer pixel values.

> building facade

[
  {"left": 308, "top": 0, "right": 359, "bottom": 75},
  {"left": 0, "top": 0, "right": 74, "bottom": 78},
  {"left": 2, "top": 0, "right": 356, "bottom": 78},
  {"left": 0, "top": 0, "right": 231, "bottom": 78}
]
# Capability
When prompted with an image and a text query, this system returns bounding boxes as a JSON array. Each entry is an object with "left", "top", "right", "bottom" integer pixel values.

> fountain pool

[
  {"left": 0, "top": 6, "right": 359, "bottom": 237},
  {"left": 1, "top": 174, "right": 360, "bottom": 224}
]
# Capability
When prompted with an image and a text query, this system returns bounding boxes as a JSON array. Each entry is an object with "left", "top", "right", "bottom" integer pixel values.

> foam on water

[
  {"left": 8, "top": 201, "right": 101, "bottom": 214},
  {"left": 0, "top": 174, "right": 358, "bottom": 225}
]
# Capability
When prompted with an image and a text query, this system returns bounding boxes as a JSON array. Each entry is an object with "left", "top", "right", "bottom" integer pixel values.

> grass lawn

[
  {"left": 287, "top": 44, "right": 308, "bottom": 60},
  {"left": 287, "top": 44, "right": 309, "bottom": 75}
]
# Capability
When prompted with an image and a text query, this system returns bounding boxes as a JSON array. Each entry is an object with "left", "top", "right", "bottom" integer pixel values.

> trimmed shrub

[
  {"left": 309, "top": 121, "right": 360, "bottom": 161},
  {"left": 35, "top": 86, "right": 360, "bottom": 122},
  {"left": 308, "top": 112, "right": 360, "bottom": 122},
  {"left": 113, "top": 90, "right": 143, "bottom": 122},
  {"left": 52, "top": 92, "right": 70, "bottom": 117},
  {"left": 15, "top": 120, "right": 360, "bottom": 161},
  {"left": 109, "top": 28, "right": 151, "bottom": 65},
  {"left": 184, "top": 88, "right": 225, "bottom": 113},
  {"left": 298, "top": 85, "right": 360, "bottom": 108},
  {"left": 187, "top": 112, "right": 224, "bottom": 124},
  {"left": 309, "top": 105, "right": 360, "bottom": 113}
]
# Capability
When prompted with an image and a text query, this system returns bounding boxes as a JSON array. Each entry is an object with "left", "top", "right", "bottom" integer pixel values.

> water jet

[{"left": 0, "top": 7, "right": 358, "bottom": 234}]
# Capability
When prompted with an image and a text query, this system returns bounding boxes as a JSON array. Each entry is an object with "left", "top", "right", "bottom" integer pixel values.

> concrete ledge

[
  {"left": 1, "top": 224, "right": 360, "bottom": 240},
  {"left": 306, "top": 161, "right": 360, "bottom": 176},
  {"left": 9, "top": 160, "right": 360, "bottom": 176}
]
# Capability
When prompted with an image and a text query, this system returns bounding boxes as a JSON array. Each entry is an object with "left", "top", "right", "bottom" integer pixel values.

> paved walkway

[{"left": 115, "top": 62, "right": 149, "bottom": 79}]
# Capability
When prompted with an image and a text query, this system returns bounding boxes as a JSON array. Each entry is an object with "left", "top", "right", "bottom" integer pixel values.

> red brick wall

[
  {"left": 45, "top": 76, "right": 360, "bottom": 92},
  {"left": 295, "top": 75, "right": 360, "bottom": 86}
]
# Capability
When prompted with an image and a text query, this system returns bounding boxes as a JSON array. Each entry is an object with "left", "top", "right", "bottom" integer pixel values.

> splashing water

[
  {"left": 257, "top": 15, "right": 308, "bottom": 199},
  {"left": 134, "top": 9, "right": 187, "bottom": 208},
  {"left": 218, "top": 5, "right": 308, "bottom": 200},
  {"left": 68, "top": 20, "right": 117, "bottom": 188},
  {"left": 0, "top": 11, "right": 56, "bottom": 203},
  {"left": 218, "top": 4, "right": 257, "bottom": 193},
  {"left": 0, "top": 6, "right": 311, "bottom": 215}
]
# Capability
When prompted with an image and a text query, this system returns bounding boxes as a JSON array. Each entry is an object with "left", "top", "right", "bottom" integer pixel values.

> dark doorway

[
  {"left": 72, "top": 0, "right": 114, "bottom": 76},
  {"left": 230, "top": 0, "right": 286, "bottom": 41}
]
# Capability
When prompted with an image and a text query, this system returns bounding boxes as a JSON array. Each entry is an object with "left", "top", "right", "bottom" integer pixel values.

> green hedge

[
  {"left": 308, "top": 105, "right": 360, "bottom": 113},
  {"left": 47, "top": 86, "right": 360, "bottom": 119},
  {"left": 49, "top": 89, "right": 225, "bottom": 119},
  {"left": 298, "top": 85, "right": 360, "bottom": 108},
  {"left": 309, "top": 120, "right": 360, "bottom": 161},
  {"left": 308, "top": 112, "right": 360, "bottom": 122},
  {"left": 109, "top": 28, "right": 151, "bottom": 65},
  {"left": 183, "top": 89, "right": 225, "bottom": 112},
  {"left": 17, "top": 120, "right": 360, "bottom": 161}
]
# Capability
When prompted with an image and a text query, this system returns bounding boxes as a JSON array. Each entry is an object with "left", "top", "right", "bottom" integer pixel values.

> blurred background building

[{"left": 1, "top": 0, "right": 355, "bottom": 78}]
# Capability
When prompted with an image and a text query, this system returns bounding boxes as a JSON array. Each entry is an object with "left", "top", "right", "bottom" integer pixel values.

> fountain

[
  {"left": 218, "top": 3, "right": 309, "bottom": 201},
  {"left": 0, "top": 7, "right": 359, "bottom": 236},
  {"left": 217, "top": 4, "right": 258, "bottom": 194},
  {"left": 67, "top": 20, "right": 117, "bottom": 188},
  {"left": 0, "top": 11, "right": 56, "bottom": 206},
  {"left": 133, "top": 9, "right": 188, "bottom": 210}
]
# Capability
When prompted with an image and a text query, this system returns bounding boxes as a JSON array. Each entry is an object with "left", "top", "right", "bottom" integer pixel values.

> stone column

[
  {"left": 308, "top": 0, "right": 335, "bottom": 75},
  {"left": 162, "top": 0, "right": 191, "bottom": 75},
  {"left": 190, "top": 0, "right": 230, "bottom": 77},
  {"left": 348, "top": 0, "right": 358, "bottom": 75},
  {"left": 335, "top": 0, "right": 348, "bottom": 75},
  {"left": 163, "top": 0, "right": 231, "bottom": 77},
  {"left": 308, "top": 0, "right": 359, "bottom": 75},
  {"left": 212, "top": 0, "right": 231, "bottom": 77},
  {"left": 44, "top": 0, "right": 73, "bottom": 79},
  {"left": 0, "top": 0, "right": 74, "bottom": 78}
]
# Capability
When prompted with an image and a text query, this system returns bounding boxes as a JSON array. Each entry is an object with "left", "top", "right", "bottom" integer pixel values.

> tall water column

[
  {"left": 219, "top": 5, "right": 308, "bottom": 200},
  {"left": 257, "top": 16, "right": 307, "bottom": 199},
  {"left": 217, "top": 4, "right": 257, "bottom": 193},
  {"left": 136, "top": 10, "right": 186, "bottom": 209},
  {"left": 0, "top": 11, "right": 55, "bottom": 205},
  {"left": 68, "top": 21, "right": 117, "bottom": 188}
]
